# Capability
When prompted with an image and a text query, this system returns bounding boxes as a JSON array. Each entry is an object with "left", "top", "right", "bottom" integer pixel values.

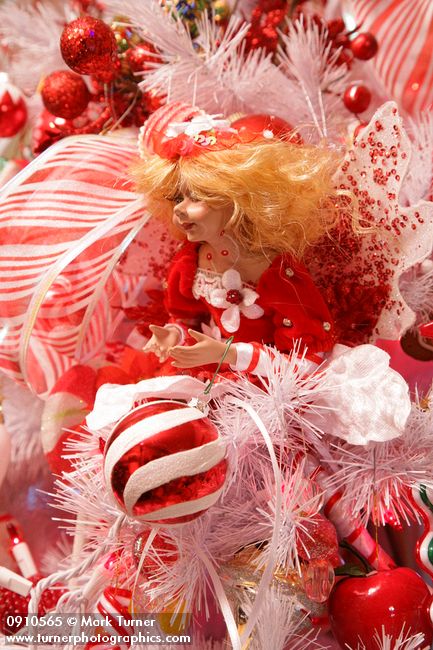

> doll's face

[{"left": 171, "top": 191, "right": 233, "bottom": 244}]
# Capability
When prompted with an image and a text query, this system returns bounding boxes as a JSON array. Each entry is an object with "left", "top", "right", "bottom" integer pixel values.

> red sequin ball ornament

[
  {"left": 350, "top": 32, "right": 378, "bottom": 61},
  {"left": 60, "top": 16, "right": 118, "bottom": 75},
  {"left": 126, "top": 42, "right": 160, "bottom": 74},
  {"left": 0, "top": 73, "right": 27, "bottom": 137},
  {"left": 343, "top": 84, "right": 372, "bottom": 114},
  {"left": 41, "top": 70, "right": 90, "bottom": 120},
  {"left": 103, "top": 401, "right": 227, "bottom": 525}
]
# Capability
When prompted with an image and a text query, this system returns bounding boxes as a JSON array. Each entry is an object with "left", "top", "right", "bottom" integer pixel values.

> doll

[
  {"left": 128, "top": 103, "right": 410, "bottom": 577},
  {"left": 133, "top": 102, "right": 345, "bottom": 376}
]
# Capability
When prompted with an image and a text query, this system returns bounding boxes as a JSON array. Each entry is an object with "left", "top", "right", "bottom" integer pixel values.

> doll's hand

[
  {"left": 170, "top": 330, "right": 237, "bottom": 368},
  {"left": 143, "top": 324, "right": 181, "bottom": 362}
]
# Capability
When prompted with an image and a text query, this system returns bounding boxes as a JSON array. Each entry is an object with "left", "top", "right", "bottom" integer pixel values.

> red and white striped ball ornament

[{"left": 103, "top": 400, "right": 227, "bottom": 525}]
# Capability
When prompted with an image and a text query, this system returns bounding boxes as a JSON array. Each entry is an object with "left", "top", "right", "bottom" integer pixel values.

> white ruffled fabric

[
  {"left": 86, "top": 375, "right": 223, "bottom": 432},
  {"left": 309, "top": 344, "right": 411, "bottom": 446}
]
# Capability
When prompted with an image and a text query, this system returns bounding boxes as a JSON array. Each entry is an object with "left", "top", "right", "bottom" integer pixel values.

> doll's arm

[
  {"left": 144, "top": 243, "right": 208, "bottom": 357},
  {"left": 227, "top": 341, "right": 322, "bottom": 376},
  {"left": 169, "top": 333, "right": 322, "bottom": 375},
  {"left": 170, "top": 330, "right": 236, "bottom": 368}
]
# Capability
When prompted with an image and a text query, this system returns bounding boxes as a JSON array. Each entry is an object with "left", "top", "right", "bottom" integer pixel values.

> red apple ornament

[{"left": 328, "top": 567, "right": 433, "bottom": 649}]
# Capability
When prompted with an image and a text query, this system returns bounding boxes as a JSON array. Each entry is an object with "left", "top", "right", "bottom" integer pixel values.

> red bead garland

[
  {"left": 343, "top": 84, "right": 372, "bottom": 114},
  {"left": 350, "top": 32, "right": 379, "bottom": 61}
]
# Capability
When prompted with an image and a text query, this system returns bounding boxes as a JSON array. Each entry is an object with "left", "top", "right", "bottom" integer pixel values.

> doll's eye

[{"left": 171, "top": 193, "right": 184, "bottom": 204}]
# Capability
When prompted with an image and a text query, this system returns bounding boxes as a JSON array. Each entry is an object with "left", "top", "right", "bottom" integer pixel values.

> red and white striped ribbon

[
  {"left": 350, "top": 0, "right": 433, "bottom": 113},
  {"left": 0, "top": 133, "right": 148, "bottom": 395}
]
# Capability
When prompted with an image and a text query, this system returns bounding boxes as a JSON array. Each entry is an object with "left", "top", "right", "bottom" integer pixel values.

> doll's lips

[{"left": 181, "top": 223, "right": 195, "bottom": 231}]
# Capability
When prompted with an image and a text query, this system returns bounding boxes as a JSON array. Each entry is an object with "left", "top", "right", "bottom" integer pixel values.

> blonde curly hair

[{"left": 132, "top": 138, "right": 351, "bottom": 259}]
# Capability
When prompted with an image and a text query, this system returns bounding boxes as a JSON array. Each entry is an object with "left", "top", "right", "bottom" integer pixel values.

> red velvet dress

[{"left": 164, "top": 242, "right": 336, "bottom": 360}]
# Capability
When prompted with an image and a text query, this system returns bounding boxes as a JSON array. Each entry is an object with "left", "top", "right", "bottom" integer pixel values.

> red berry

[
  {"left": 327, "top": 18, "right": 345, "bottom": 38},
  {"left": 343, "top": 84, "right": 372, "bottom": 114},
  {"left": 226, "top": 289, "right": 243, "bottom": 305},
  {"left": 351, "top": 32, "right": 378, "bottom": 60},
  {"left": 0, "top": 589, "right": 28, "bottom": 633}
]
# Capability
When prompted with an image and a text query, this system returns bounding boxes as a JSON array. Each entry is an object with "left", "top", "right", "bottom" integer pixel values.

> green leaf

[{"left": 334, "top": 564, "right": 367, "bottom": 577}]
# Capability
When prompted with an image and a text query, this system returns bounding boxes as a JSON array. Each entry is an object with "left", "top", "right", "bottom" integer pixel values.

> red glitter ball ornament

[
  {"left": 60, "top": 16, "right": 118, "bottom": 75},
  {"left": 126, "top": 42, "right": 160, "bottom": 74},
  {"left": 0, "top": 73, "right": 27, "bottom": 137},
  {"left": 343, "top": 84, "right": 372, "bottom": 114},
  {"left": 350, "top": 32, "right": 378, "bottom": 61},
  {"left": 103, "top": 401, "right": 227, "bottom": 524},
  {"left": 41, "top": 70, "right": 90, "bottom": 120}
]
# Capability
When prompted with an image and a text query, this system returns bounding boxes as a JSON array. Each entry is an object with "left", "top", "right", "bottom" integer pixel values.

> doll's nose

[{"left": 174, "top": 197, "right": 192, "bottom": 218}]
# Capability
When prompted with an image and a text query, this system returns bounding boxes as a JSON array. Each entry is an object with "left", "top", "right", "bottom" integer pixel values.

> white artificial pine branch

[
  {"left": 243, "top": 587, "right": 326, "bottom": 650},
  {"left": 399, "top": 260, "right": 433, "bottom": 326},
  {"left": 255, "top": 460, "right": 324, "bottom": 574},
  {"left": 0, "top": 0, "right": 70, "bottom": 95},
  {"left": 401, "top": 112, "right": 433, "bottom": 206},
  {"left": 277, "top": 16, "right": 351, "bottom": 141},
  {"left": 320, "top": 399, "right": 433, "bottom": 526},
  {"left": 348, "top": 624, "right": 427, "bottom": 650}
]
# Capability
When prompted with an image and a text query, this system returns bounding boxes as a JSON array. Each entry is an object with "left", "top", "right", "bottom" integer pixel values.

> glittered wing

[
  {"left": 0, "top": 131, "right": 176, "bottom": 396},
  {"left": 306, "top": 101, "right": 433, "bottom": 344}
]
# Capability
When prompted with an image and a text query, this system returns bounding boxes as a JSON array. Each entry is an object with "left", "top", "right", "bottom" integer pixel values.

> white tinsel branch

[{"left": 254, "top": 460, "right": 324, "bottom": 574}]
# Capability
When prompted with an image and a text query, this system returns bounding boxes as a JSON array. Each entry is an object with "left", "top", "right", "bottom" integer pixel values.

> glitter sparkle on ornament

[{"left": 60, "top": 16, "right": 118, "bottom": 76}]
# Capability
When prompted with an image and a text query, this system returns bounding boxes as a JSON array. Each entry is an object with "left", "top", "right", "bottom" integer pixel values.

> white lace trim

[{"left": 192, "top": 267, "right": 255, "bottom": 301}]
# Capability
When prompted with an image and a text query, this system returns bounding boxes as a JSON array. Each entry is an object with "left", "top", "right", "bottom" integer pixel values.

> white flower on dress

[{"left": 208, "top": 269, "right": 264, "bottom": 333}]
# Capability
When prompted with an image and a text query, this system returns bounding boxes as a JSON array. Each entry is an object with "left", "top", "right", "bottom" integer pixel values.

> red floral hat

[
  {"left": 138, "top": 101, "right": 242, "bottom": 160},
  {"left": 138, "top": 102, "right": 300, "bottom": 160}
]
